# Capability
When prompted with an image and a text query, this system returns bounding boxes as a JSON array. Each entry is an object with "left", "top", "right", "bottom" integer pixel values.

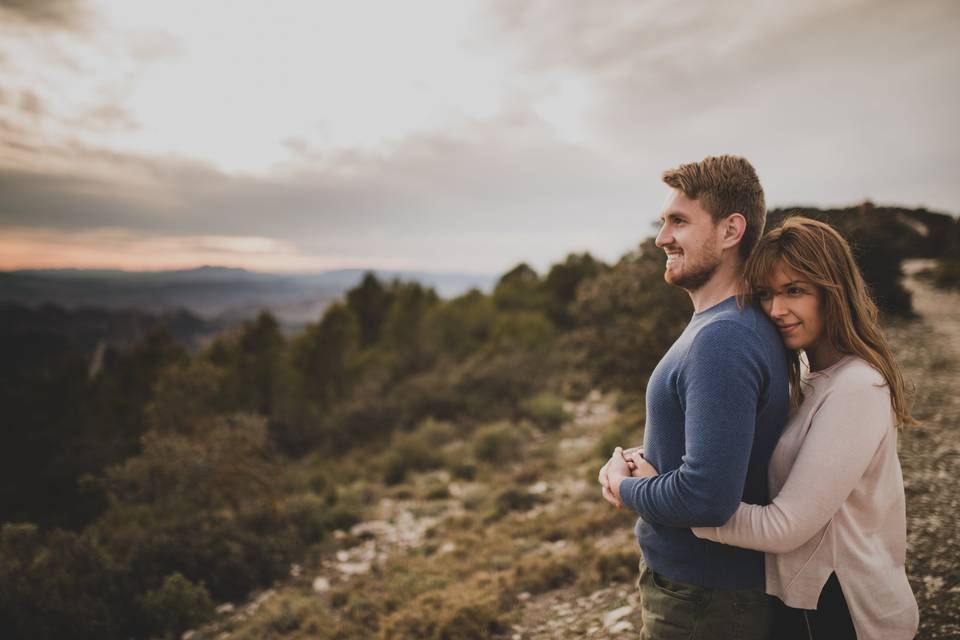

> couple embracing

[{"left": 598, "top": 156, "right": 919, "bottom": 639}]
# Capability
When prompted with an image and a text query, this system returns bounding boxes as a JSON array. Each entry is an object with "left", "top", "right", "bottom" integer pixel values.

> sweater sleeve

[
  {"left": 691, "top": 376, "right": 893, "bottom": 553},
  {"left": 618, "top": 321, "right": 765, "bottom": 527}
]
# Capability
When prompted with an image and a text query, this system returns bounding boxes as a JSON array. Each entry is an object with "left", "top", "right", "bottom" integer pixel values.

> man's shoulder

[{"left": 682, "top": 305, "right": 783, "bottom": 369}]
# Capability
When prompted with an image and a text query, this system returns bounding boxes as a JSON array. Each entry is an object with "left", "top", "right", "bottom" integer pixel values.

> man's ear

[{"left": 719, "top": 213, "right": 747, "bottom": 250}]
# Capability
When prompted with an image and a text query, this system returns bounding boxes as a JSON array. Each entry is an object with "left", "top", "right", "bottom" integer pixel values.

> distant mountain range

[{"left": 0, "top": 267, "right": 497, "bottom": 328}]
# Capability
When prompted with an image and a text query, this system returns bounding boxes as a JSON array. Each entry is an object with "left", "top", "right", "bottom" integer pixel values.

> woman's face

[{"left": 756, "top": 262, "right": 827, "bottom": 354}]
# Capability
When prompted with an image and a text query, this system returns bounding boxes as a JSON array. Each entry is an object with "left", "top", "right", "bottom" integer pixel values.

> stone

[
  {"left": 609, "top": 620, "right": 634, "bottom": 634},
  {"left": 312, "top": 576, "right": 331, "bottom": 592},
  {"left": 603, "top": 605, "right": 634, "bottom": 629}
]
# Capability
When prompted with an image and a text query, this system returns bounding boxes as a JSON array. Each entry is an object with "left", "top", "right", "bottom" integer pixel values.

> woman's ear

[{"left": 720, "top": 213, "right": 747, "bottom": 249}]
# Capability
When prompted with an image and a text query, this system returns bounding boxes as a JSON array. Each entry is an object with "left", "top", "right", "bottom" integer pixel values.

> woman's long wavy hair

[{"left": 743, "top": 216, "right": 916, "bottom": 427}]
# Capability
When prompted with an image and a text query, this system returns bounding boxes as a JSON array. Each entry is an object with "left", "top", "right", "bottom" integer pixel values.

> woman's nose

[{"left": 767, "top": 296, "right": 786, "bottom": 318}]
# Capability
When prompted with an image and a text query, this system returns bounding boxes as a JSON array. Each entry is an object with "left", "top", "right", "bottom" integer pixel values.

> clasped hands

[{"left": 598, "top": 446, "right": 659, "bottom": 509}]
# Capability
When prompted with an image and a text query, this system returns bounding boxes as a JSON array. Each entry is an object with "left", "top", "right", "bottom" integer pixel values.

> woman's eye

[
  {"left": 755, "top": 290, "right": 771, "bottom": 300},
  {"left": 786, "top": 286, "right": 804, "bottom": 296}
]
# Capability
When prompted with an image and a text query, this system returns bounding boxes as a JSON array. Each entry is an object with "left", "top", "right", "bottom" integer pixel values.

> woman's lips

[{"left": 777, "top": 322, "right": 801, "bottom": 335}]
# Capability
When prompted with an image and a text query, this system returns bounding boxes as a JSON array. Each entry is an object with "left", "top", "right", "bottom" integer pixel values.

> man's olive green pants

[{"left": 637, "top": 559, "right": 772, "bottom": 640}]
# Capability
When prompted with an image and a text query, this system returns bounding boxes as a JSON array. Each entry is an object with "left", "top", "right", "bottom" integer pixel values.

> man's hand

[{"left": 599, "top": 447, "right": 633, "bottom": 508}]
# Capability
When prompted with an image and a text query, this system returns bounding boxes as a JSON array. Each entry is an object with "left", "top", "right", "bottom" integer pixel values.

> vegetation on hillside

[{"left": 1, "top": 203, "right": 956, "bottom": 638}]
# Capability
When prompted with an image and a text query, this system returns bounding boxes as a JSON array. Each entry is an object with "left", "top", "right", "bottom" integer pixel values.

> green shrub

[
  {"left": 379, "top": 586, "right": 509, "bottom": 640},
  {"left": 520, "top": 392, "right": 569, "bottom": 430},
  {"left": 512, "top": 554, "right": 580, "bottom": 594},
  {"left": 449, "top": 460, "right": 477, "bottom": 481},
  {"left": 0, "top": 524, "right": 128, "bottom": 639},
  {"left": 382, "top": 429, "right": 446, "bottom": 485},
  {"left": 139, "top": 572, "right": 214, "bottom": 638},
  {"left": 472, "top": 422, "right": 524, "bottom": 465},
  {"left": 283, "top": 493, "right": 332, "bottom": 544},
  {"left": 488, "top": 487, "right": 544, "bottom": 521},
  {"left": 578, "top": 548, "right": 641, "bottom": 590}
]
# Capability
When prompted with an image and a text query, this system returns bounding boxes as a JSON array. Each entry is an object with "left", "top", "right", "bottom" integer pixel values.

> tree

[
  {"left": 574, "top": 238, "right": 691, "bottom": 393},
  {"left": 346, "top": 272, "right": 392, "bottom": 346},
  {"left": 542, "top": 252, "right": 606, "bottom": 328},
  {"left": 492, "top": 263, "right": 547, "bottom": 312},
  {"left": 292, "top": 303, "right": 360, "bottom": 410},
  {"left": 207, "top": 311, "right": 285, "bottom": 415}
]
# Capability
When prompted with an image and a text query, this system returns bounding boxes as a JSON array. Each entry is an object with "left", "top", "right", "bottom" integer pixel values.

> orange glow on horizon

[{"left": 0, "top": 228, "right": 415, "bottom": 273}]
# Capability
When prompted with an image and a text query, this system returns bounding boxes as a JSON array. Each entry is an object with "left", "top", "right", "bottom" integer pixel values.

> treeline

[{"left": 1, "top": 203, "right": 955, "bottom": 638}]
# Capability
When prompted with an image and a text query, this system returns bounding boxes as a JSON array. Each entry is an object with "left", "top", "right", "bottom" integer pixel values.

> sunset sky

[{"left": 1, "top": 0, "right": 958, "bottom": 274}]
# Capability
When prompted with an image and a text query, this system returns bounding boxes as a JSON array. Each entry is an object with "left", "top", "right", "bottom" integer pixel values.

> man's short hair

[{"left": 662, "top": 155, "right": 766, "bottom": 261}]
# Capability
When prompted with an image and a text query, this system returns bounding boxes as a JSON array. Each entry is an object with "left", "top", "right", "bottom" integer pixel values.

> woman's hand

[{"left": 624, "top": 448, "right": 659, "bottom": 478}]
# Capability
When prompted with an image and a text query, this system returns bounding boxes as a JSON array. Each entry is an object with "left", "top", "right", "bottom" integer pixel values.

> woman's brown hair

[{"left": 743, "top": 216, "right": 916, "bottom": 427}]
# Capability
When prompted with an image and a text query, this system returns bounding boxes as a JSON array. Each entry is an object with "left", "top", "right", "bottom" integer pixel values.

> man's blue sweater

[{"left": 618, "top": 295, "right": 789, "bottom": 590}]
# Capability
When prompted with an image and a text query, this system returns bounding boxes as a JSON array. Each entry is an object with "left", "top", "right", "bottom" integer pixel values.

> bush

[
  {"left": 472, "top": 422, "right": 525, "bottom": 465},
  {"left": 382, "top": 429, "right": 446, "bottom": 485},
  {"left": 283, "top": 493, "right": 333, "bottom": 544},
  {"left": 139, "top": 572, "right": 214, "bottom": 638},
  {"left": 512, "top": 554, "right": 579, "bottom": 594},
  {"left": 379, "top": 585, "right": 509, "bottom": 640},
  {"left": 488, "top": 487, "right": 544, "bottom": 521},
  {"left": 578, "top": 548, "right": 641, "bottom": 590},
  {"left": 520, "top": 392, "right": 569, "bottom": 430},
  {"left": 0, "top": 524, "right": 128, "bottom": 639}
]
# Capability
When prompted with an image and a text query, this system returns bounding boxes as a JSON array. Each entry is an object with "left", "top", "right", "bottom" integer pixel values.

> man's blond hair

[{"left": 662, "top": 155, "right": 766, "bottom": 261}]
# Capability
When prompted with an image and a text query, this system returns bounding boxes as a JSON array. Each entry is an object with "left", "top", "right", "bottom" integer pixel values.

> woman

[{"left": 627, "top": 217, "right": 919, "bottom": 639}]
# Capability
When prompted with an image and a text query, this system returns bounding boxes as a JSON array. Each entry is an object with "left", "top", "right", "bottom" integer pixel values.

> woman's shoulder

[{"left": 830, "top": 356, "right": 887, "bottom": 390}]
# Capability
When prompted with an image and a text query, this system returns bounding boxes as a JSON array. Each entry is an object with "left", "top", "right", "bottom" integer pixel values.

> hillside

[
  {"left": 184, "top": 266, "right": 960, "bottom": 639},
  {"left": 2, "top": 205, "right": 958, "bottom": 639}
]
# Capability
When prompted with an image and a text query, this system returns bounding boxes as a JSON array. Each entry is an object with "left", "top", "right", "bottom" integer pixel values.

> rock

[
  {"left": 439, "top": 541, "right": 456, "bottom": 554},
  {"left": 529, "top": 481, "right": 549, "bottom": 494},
  {"left": 336, "top": 550, "right": 350, "bottom": 562},
  {"left": 337, "top": 561, "right": 371, "bottom": 575},
  {"left": 215, "top": 603, "right": 235, "bottom": 615},
  {"left": 313, "top": 576, "right": 331, "bottom": 592},
  {"left": 609, "top": 620, "right": 634, "bottom": 634},
  {"left": 181, "top": 632, "right": 194, "bottom": 640},
  {"left": 290, "top": 563, "right": 302, "bottom": 577},
  {"left": 603, "top": 605, "right": 634, "bottom": 628},
  {"left": 517, "top": 591, "right": 531, "bottom": 601}
]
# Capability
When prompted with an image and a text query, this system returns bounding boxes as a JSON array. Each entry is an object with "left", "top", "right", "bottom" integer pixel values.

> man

[{"left": 599, "top": 155, "right": 789, "bottom": 639}]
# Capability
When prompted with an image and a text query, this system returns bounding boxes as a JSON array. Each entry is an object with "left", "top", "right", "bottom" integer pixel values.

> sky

[{"left": 1, "top": 0, "right": 958, "bottom": 274}]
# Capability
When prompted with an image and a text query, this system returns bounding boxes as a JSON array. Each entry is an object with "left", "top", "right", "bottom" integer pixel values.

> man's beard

[{"left": 665, "top": 241, "right": 721, "bottom": 292}]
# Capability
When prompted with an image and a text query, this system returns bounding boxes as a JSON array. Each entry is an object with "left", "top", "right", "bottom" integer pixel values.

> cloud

[
  {"left": 0, "top": 1, "right": 956, "bottom": 274},
  {"left": 487, "top": 0, "right": 960, "bottom": 210},
  {"left": 0, "top": 110, "right": 653, "bottom": 272}
]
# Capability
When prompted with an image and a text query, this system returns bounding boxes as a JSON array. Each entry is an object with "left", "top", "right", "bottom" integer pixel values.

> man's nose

[{"left": 655, "top": 225, "right": 670, "bottom": 247}]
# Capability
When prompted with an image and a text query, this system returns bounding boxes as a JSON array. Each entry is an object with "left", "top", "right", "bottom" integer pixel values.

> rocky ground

[
  {"left": 190, "top": 264, "right": 958, "bottom": 639},
  {"left": 892, "top": 264, "right": 960, "bottom": 638}
]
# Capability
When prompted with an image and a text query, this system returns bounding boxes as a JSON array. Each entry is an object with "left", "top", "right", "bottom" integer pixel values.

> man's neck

[{"left": 687, "top": 259, "right": 744, "bottom": 313}]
